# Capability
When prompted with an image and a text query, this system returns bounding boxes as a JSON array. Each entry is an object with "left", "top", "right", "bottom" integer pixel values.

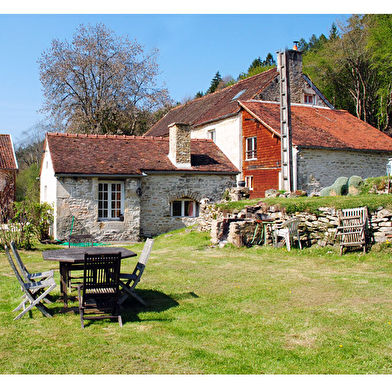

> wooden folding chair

[
  {"left": 5, "top": 245, "right": 57, "bottom": 320},
  {"left": 334, "top": 206, "right": 369, "bottom": 255},
  {"left": 67, "top": 234, "right": 95, "bottom": 289},
  {"left": 77, "top": 252, "right": 122, "bottom": 328},
  {"left": 10, "top": 241, "right": 54, "bottom": 283},
  {"left": 119, "top": 238, "right": 154, "bottom": 306},
  {"left": 10, "top": 241, "right": 54, "bottom": 305}
]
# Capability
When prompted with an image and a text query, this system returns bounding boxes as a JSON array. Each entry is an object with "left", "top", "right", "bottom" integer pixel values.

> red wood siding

[{"left": 242, "top": 111, "right": 281, "bottom": 198}]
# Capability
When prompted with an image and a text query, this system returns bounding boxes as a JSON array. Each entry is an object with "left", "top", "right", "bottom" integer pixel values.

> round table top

[{"left": 42, "top": 246, "right": 137, "bottom": 263}]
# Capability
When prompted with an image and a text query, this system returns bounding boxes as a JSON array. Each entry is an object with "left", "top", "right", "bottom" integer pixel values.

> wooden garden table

[{"left": 42, "top": 247, "right": 137, "bottom": 308}]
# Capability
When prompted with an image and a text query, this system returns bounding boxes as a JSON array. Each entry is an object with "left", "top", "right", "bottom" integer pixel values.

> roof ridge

[
  {"left": 241, "top": 100, "right": 336, "bottom": 111},
  {"left": 164, "top": 66, "right": 278, "bottom": 112},
  {"left": 49, "top": 132, "right": 166, "bottom": 140}
]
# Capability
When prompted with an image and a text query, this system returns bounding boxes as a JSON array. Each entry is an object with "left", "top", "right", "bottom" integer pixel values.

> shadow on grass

[
  {"left": 47, "top": 289, "right": 195, "bottom": 325},
  {"left": 121, "top": 289, "right": 181, "bottom": 323}
]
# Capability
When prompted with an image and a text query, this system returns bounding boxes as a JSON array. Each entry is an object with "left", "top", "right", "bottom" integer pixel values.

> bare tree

[
  {"left": 38, "top": 23, "right": 170, "bottom": 135},
  {"left": 15, "top": 120, "right": 48, "bottom": 169}
]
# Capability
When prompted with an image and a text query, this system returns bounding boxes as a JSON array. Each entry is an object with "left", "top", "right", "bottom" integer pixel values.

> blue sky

[{"left": 0, "top": 9, "right": 372, "bottom": 144}]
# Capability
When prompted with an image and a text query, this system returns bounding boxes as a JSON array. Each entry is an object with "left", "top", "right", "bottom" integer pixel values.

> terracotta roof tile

[
  {"left": 145, "top": 68, "right": 278, "bottom": 137},
  {"left": 0, "top": 134, "right": 18, "bottom": 170},
  {"left": 240, "top": 101, "right": 392, "bottom": 152},
  {"left": 46, "top": 133, "right": 238, "bottom": 175}
]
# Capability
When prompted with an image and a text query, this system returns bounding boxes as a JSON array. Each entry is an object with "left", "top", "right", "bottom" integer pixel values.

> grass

[
  {"left": 216, "top": 193, "right": 392, "bottom": 215},
  {"left": 1, "top": 228, "right": 392, "bottom": 374}
]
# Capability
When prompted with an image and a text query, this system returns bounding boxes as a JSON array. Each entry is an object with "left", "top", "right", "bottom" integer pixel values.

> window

[
  {"left": 245, "top": 137, "right": 257, "bottom": 160},
  {"left": 98, "top": 181, "right": 124, "bottom": 220},
  {"left": 245, "top": 176, "right": 254, "bottom": 190},
  {"left": 208, "top": 130, "right": 216, "bottom": 143},
  {"left": 304, "top": 94, "right": 315, "bottom": 104},
  {"left": 171, "top": 198, "right": 199, "bottom": 217},
  {"left": 231, "top": 89, "right": 247, "bottom": 101}
]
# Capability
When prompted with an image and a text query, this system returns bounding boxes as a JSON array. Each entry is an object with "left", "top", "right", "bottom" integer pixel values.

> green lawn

[{"left": 1, "top": 228, "right": 392, "bottom": 374}]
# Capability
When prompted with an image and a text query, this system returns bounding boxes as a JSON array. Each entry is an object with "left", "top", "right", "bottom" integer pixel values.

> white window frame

[
  {"left": 208, "top": 129, "right": 216, "bottom": 143},
  {"left": 245, "top": 175, "right": 254, "bottom": 190},
  {"left": 245, "top": 137, "right": 257, "bottom": 160},
  {"left": 98, "top": 181, "right": 124, "bottom": 221},
  {"left": 304, "top": 94, "right": 315, "bottom": 104},
  {"left": 171, "top": 198, "right": 199, "bottom": 218}
]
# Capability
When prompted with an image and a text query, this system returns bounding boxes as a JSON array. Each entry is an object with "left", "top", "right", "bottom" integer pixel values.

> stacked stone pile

[{"left": 371, "top": 207, "right": 392, "bottom": 242}]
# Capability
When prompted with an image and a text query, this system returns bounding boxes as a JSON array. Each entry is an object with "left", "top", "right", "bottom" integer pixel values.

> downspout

[
  {"left": 293, "top": 146, "right": 298, "bottom": 192},
  {"left": 238, "top": 112, "right": 243, "bottom": 184}
]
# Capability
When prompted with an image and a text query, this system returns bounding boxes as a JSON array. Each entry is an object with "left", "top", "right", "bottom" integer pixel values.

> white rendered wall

[
  {"left": 191, "top": 114, "right": 242, "bottom": 173},
  {"left": 40, "top": 145, "right": 58, "bottom": 237}
]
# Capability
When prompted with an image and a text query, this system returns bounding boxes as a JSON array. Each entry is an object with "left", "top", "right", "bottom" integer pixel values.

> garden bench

[{"left": 69, "top": 234, "right": 94, "bottom": 247}]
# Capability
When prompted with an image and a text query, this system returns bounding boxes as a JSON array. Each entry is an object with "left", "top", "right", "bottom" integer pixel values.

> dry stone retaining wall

[{"left": 199, "top": 201, "right": 392, "bottom": 248}]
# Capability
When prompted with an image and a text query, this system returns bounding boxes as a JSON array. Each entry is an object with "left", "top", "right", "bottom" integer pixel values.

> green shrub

[
  {"left": 348, "top": 175, "right": 363, "bottom": 195},
  {"left": 360, "top": 176, "right": 389, "bottom": 194},
  {"left": 320, "top": 177, "right": 348, "bottom": 196},
  {"left": 0, "top": 201, "right": 53, "bottom": 250}
]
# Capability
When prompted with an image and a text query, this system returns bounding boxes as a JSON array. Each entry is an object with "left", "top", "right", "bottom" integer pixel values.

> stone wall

[
  {"left": 256, "top": 50, "right": 329, "bottom": 108},
  {"left": 168, "top": 123, "right": 191, "bottom": 167},
  {"left": 140, "top": 173, "right": 236, "bottom": 238},
  {"left": 55, "top": 177, "right": 141, "bottom": 242},
  {"left": 200, "top": 201, "right": 392, "bottom": 248},
  {"left": 297, "top": 148, "right": 392, "bottom": 195},
  {"left": 53, "top": 172, "right": 236, "bottom": 242}
]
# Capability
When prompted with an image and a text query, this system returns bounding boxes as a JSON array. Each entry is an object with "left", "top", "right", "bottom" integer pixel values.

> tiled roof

[
  {"left": 45, "top": 133, "right": 239, "bottom": 176},
  {"left": 145, "top": 68, "right": 278, "bottom": 137},
  {"left": 0, "top": 134, "right": 18, "bottom": 170},
  {"left": 239, "top": 101, "right": 392, "bottom": 152}
]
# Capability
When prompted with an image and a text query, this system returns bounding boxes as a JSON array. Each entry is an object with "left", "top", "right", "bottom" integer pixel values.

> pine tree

[{"left": 206, "top": 71, "right": 222, "bottom": 94}]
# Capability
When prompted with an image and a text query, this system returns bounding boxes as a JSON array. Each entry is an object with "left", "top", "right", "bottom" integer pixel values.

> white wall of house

[
  {"left": 297, "top": 147, "right": 392, "bottom": 194},
  {"left": 40, "top": 146, "right": 57, "bottom": 206},
  {"left": 191, "top": 114, "right": 242, "bottom": 175},
  {"left": 40, "top": 146, "right": 58, "bottom": 236}
]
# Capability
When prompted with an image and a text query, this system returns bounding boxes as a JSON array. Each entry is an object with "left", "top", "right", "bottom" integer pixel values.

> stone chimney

[
  {"left": 168, "top": 122, "right": 192, "bottom": 168},
  {"left": 287, "top": 48, "right": 303, "bottom": 103},
  {"left": 277, "top": 44, "right": 303, "bottom": 104}
]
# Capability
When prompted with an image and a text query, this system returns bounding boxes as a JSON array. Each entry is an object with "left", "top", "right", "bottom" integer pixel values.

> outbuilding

[{"left": 40, "top": 123, "right": 238, "bottom": 241}]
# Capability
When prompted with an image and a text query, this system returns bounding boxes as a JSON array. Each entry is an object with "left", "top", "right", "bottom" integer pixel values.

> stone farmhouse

[
  {"left": 0, "top": 134, "right": 18, "bottom": 219},
  {"left": 145, "top": 47, "right": 392, "bottom": 197},
  {"left": 238, "top": 100, "right": 392, "bottom": 197},
  {"left": 40, "top": 123, "right": 238, "bottom": 242}
]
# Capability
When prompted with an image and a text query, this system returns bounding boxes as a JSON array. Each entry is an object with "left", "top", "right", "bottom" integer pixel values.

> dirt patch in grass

[{"left": 284, "top": 327, "right": 323, "bottom": 349}]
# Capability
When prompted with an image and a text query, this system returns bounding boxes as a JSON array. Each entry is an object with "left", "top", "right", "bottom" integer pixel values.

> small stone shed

[
  {"left": 40, "top": 124, "right": 238, "bottom": 242},
  {"left": 0, "top": 134, "right": 18, "bottom": 219}
]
